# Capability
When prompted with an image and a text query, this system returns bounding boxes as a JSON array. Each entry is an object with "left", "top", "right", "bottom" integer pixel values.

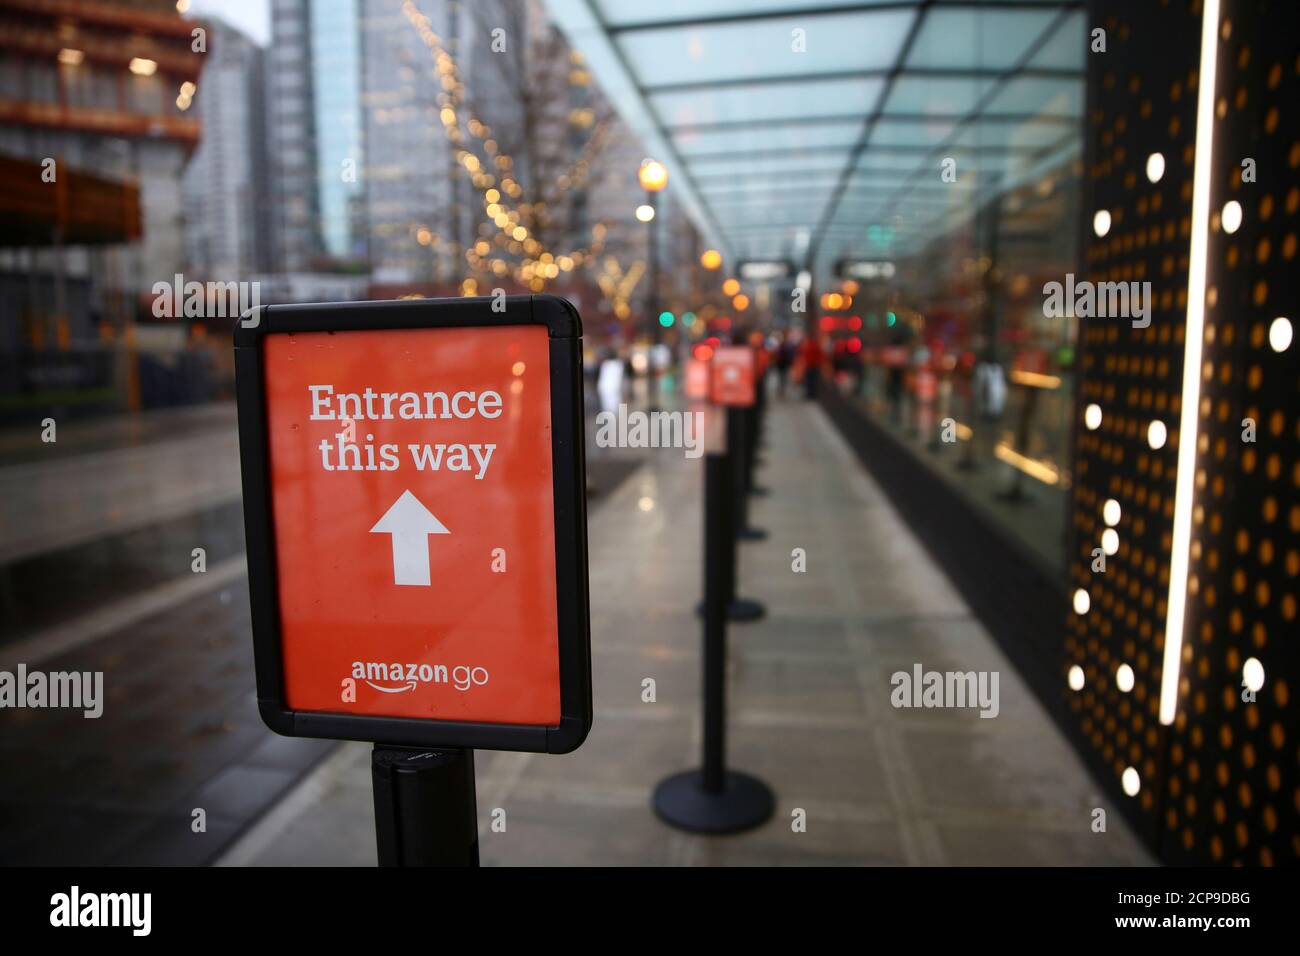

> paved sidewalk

[
  {"left": 0, "top": 393, "right": 642, "bottom": 865},
  {"left": 0, "top": 402, "right": 239, "bottom": 465},
  {"left": 0, "top": 411, "right": 242, "bottom": 566},
  {"left": 223, "top": 398, "right": 1152, "bottom": 866}
]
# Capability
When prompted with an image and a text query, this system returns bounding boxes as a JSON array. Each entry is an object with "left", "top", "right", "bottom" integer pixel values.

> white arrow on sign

[{"left": 369, "top": 490, "right": 449, "bottom": 586}]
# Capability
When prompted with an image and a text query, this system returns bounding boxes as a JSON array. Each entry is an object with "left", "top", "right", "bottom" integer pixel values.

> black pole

[
  {"left": 647, "top": 190, "right": 660, "bottom": 345},
  {"left": 701, "top": 452, "right": 730, "bottom": 795},
  {"left": 745, "top": 402, "right": 769, "bottom": 496},
  {"left": 751, "top": 365, "right": 770, "bottom": 494},
  {"left": 694, "top": 408, "right": 764, "bottom": 621},
  {"left": 729, "top": 406, "right": 767, "bottom": 542},
  {"left": 646, "top": 189, "right": 661, "bottom": 412},
  {"left": 372, "top": 746, "right": 479, "bottom": 866},
  {"left": 653, "top": 453, "right": 774, "bottom": 833}
]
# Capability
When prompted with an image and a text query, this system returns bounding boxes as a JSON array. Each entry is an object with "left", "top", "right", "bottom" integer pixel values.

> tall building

[
  {"left": 0, "top": 0, "right": 204, "bottom": 349},
  {"left": 359, "top": 0, "right": 455, "bottom": 284},
  {"left": 265, "top": 0, "right": 319, "bottom": 272},
  {"left": 265, "top": 0, "right": 364, "bottom": 272},
  {"left": 181, "top": 18, "right": 269, "bottom": 279},
  {"left": 269, "top": 0, "right": 690, "bottom": 310},
  {"left": 359, "top": 0, "right": 644, "bottom": 294},
  {"left": 310, "top": 0, "right": 364, "bottom": 262}
]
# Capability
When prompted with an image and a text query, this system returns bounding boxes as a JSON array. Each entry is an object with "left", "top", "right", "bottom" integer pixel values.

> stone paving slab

[{"left": 223, "top": 396, "right": 1153, "bottom": 866}]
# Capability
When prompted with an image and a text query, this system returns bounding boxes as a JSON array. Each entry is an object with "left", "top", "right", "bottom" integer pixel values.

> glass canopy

[{"left": 548, "top": 0, "right": 1084, "bottom": 279}]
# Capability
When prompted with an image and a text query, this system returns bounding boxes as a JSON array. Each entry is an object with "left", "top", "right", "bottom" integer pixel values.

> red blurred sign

[
  {"left": 684, "top": 357, "right": 711, "bottom": 400},
  {"left": 710, "top": 346, "right": 755, "bottom": 406},
  {"left": 880, "top": 346, "right": 909, "bottom": 368},
  {"left": 915, "top": 368, "right": 937, "bottom": 402},
  {"left": 234, "top": 295, "right": 591, "bottom": 753}
]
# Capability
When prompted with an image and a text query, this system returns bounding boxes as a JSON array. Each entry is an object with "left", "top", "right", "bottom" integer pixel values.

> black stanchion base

[
  {"left": 652, "top": 769, "right": 775, "bottom": 834},
  {"left": 737, "top": 525, "right": 768, "bottom": 541},
  {"left": 696, "top": 597, "right": 767, "bottom": 622}
]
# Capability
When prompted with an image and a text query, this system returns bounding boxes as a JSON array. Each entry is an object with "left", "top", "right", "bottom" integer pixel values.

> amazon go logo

[{"left": 350, "top": 661, "right": 490, "bottom": 694}]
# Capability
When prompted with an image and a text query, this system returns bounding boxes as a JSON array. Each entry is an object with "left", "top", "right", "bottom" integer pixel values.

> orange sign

[
  {"left": 710, "top": 346, "right": 755, "bottom": 406},
  {"left": 235, "top": 296, "right": 591, "bottom": 753},
  {"left": 915, "top": 367, "right": 937, "bottom": 403},
  {"left": 684, "top": 357, "right": 711, "bottom": 400}
]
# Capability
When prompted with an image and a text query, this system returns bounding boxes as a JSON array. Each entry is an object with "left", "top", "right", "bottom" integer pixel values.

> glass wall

[{"left": 820, "top": 12, "right": 1086, "bottom": 570}]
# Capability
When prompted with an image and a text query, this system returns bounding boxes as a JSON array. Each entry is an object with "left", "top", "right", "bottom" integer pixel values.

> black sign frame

[{"left": 233, "top": 294, "right": 592, "bottom": 754}]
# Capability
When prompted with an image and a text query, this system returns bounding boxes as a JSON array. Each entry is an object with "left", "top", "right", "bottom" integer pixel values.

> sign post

[
  {"left": 699, "top": 346, "right": 764, "bottom": 622},
  {"left": 234, "top": 294, "right": 592, "bottom": 865},
  {"left": 371, "top": 746, "right": 479, "bottom": 866},
  {"left": 684, "top": 356, "right": 711, "bottom": 401},
  {"left": 709, "top": 345, "right": 755, "bottom": 408},
  {"left": 711, "top": 346, "right": 767, "bottom": 544}
]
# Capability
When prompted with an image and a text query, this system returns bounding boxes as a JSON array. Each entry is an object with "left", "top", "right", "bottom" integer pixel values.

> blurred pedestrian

[
  {"left": 775, "top": 334, "right": 795, "bottom": 397},
  {"left": 801, "top": 334, "right": 824, "bottom": 400}
]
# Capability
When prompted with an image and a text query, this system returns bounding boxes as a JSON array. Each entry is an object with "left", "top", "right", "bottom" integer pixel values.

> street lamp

[
  {"left": 638, "top": 158, "right": 669, "bottom": 193},
  {"left": 638, "top": 159, "right": 668, "bottom": 403}
]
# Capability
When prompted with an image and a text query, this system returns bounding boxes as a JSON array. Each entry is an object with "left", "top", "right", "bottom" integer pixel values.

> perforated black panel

[{"left": 1068, "top": 0, "right": 1299, "bottom": 865}]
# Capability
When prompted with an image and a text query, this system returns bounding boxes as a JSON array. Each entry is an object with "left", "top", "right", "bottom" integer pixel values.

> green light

[
  {"left": 658, "top": 311, "right": 675, "bottom": 328},
  {"left": 682, "top": 311, "right": 696, "bottom": 327},
  {"left": 886, "top": 311, "right": 897, "bottom": 327}
]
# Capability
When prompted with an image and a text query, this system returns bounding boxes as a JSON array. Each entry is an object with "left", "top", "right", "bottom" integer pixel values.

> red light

[
  {"left": 694, "top": 345, "right": 714, "bottom": 361},
  {"left": 848, "top": 316, "right": 862, "bottom": 331},
  {"left": 819, "top": 316, "right": 834, "bottom": 332},
  {"left": 706, "top": 336, "right": 721, "bottom": 348},
  {"left": 847, "top": 338, "right": 862, "bottom": 353}
]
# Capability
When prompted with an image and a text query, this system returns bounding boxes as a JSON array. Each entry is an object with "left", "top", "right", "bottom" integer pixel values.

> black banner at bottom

[{"left": 3, "top": 866, "right": 1282, "bottom": 941}]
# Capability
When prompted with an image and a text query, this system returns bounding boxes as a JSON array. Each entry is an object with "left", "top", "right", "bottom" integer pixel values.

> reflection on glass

[{"left": 821, "top": 10, "right": 1086, "bottom": 570}]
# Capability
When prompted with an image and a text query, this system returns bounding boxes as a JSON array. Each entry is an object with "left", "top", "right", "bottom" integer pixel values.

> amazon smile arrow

[{"left": 369, "top": 490, "right": 449, "bottom": 586}]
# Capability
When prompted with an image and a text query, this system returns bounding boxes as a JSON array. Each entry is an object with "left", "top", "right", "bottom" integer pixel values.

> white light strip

[{"left": 1160, "top": 0, "right": 1221, "bottom": 726}]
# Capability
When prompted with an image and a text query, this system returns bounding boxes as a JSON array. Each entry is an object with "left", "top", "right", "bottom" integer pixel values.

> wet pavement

[
  {"left": 0, "top": 390, "right": 1150, "bottom": 867},
  {"left": 220, "top": 395, "right": 1153, "bottom": 867},
  {"left": 0, "top": 399, "right": 642, "bottom": 865}
]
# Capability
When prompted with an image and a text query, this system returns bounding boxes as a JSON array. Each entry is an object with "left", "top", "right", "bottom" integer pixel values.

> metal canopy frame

[{"left": 548, "top": 0, "right": 1084, "bottom": 277}]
